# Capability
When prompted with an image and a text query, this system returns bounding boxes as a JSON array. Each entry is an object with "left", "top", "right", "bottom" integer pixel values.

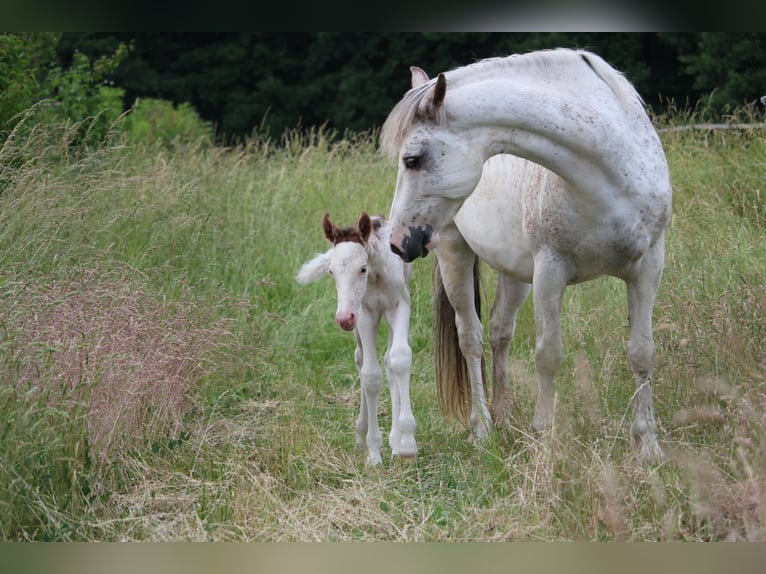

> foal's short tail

[{"left": 432, "top": 256, "right": 486, "bottom": 423}]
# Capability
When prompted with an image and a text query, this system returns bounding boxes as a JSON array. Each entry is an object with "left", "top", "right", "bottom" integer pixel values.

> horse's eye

[
  {"left": 360, "top": 266, "right": 367, "bottom": 274},
  {"left": 403, "top": 156, "right": 421, "bottom": 169},
  {"left": 328, "top": 269, "right": 334, "bottom": 276}
]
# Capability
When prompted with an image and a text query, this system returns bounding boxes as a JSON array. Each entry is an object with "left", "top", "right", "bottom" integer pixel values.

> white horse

[
  {"left": 381, "top": 49, "right": 672, "bottom": 459},
  {"left": 297, "top": 212, "right": 416, "bottom": 465}
]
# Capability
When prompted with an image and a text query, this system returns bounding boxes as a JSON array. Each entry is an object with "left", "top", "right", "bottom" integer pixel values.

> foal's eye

[{"left": 403, "top": 156, "right": 421, "bottom": 169}]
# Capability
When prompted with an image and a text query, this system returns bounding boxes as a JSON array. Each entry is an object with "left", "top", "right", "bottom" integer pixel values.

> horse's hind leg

[
  {"left": 531, "top": 252, "right": 568, "bottom": 434},
  {"left": 489, "top": 273, "right": 531, "bottom": 426},
  {"left": 626, "top": 238, "right": 665, "bottom": 460}
]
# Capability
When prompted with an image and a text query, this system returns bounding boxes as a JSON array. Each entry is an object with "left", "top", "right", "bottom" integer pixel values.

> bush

[
  {"left": 125, "top": 98, "right": 214, "bottom": 147},
  {"left": 0, "top": 34, "right": 129, "bottom": 148},
  {"left": 0, "top": 33, "right": 59, "bottom": 137}
]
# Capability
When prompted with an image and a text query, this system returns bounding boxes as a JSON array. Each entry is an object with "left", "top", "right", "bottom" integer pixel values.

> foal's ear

[
  {"left": 322, "top": 212, "right": 337, "bottom": 243},
  {"left": 410, "top": 66, "right": 430, "bottom": 88},
  {"left": 358, "top": 212, "right": 372, "bottom": 242}
]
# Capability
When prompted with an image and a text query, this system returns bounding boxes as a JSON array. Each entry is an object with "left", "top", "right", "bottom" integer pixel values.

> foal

[{"left": 297, "top": 212, "right": 415, "bottom": 465}]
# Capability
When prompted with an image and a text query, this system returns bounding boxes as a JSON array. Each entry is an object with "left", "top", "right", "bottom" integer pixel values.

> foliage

[
  {"left": 124, "top": 97, "right": 214, "bottom": 147},
  {"left": 673, "top": 33, "right": 766, "bottom": 110},
  {"left": 0, "top": 33, "right": 129, "bottom": 150},
  {"left": 40, "top": 43, "right": 129, "bottom": 143},
  {"left": 55, "top": 33, "right": 766, "bottom": 142},
  {"left": 0, "top": 33, "right": 60, "bottom": 135}
]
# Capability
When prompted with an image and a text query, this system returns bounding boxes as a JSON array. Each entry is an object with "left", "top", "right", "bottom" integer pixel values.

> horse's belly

[{"left": 454, "top": 158, "right": 534, "bottom": 282}]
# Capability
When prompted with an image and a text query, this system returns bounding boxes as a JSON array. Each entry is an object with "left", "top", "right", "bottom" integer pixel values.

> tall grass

[{"left": 0, "top": 111, "right": 763, "bottom": 540}]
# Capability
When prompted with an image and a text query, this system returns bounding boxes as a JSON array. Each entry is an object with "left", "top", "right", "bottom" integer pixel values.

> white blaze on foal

[{"left": 297, "top": 212, "right": 415, "bottom": 465}]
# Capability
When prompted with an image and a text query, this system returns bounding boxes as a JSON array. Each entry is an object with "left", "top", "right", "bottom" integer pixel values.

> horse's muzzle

[
  {"left": 336, "top": 312, "right": 356, "bottom": 331},
  {"left": 390, "top": 225, "right": 435, "bottom": 262}
]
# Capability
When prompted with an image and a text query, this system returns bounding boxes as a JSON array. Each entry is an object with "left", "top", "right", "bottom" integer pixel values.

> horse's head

[
  {"left": 383, "top": 67, "right": 484, "bottom": 262},
  {"left": 323, "top": 212, "right": 372, "bottom": 331}
]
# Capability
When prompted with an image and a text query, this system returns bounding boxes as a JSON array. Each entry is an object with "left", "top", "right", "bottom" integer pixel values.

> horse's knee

[
  {"left": 627, "top": 337, "right": 655, "bottom": 375},
  {"left": 489, "top": 323, "right": 513, "bottom": 354},
  {"left": 360, "top": 368, "right": 383, "bottom": 395},
  {"left": 535, "top": 336, "right": 562, "bottom": 378},
  {"left": 386, "top": 344, "right": 412, "bottom": 376},
  {"left": 457, "top": 326, "right": 483, "bottom": 361}
]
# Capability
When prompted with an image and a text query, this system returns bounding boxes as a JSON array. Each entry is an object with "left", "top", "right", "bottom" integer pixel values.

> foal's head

[{"left": 323, "top": 212, "right": 374, "bottom": 331}]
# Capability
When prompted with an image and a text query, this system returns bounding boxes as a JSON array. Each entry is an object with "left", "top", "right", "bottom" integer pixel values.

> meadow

[{"left": 0, "top": 108, "right": 764, "bottom": 541}]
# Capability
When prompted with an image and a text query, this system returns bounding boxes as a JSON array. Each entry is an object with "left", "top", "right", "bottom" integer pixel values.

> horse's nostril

[{"left": 391, "top": 243, "right": 408, "bottom": 260}]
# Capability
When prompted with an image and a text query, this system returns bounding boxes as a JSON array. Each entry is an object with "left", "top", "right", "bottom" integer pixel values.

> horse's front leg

[
  {"left": 436, "top": 224, "right": 491, "bottom": 443},
  {"left": 626, "top": 238, "right": 665, "bottom": 460},
  {"left": 489, "top": 273, "right": 531, "bottom": 426},
  {"left": 356, "top": 311, "right": 384, "bottom": 466},
  {"left": 531, "top": 251, "right": 568, "bottom": 434},
  {"left": 384, "top": 298, "right": 416, "bottom": 459}
]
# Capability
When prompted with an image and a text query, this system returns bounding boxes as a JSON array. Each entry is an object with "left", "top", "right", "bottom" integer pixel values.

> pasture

[{"left": 0, "top": 110, "right": 764, "bottom": 541}]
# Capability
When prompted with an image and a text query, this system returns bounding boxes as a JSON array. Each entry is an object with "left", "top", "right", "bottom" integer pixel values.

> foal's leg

[
  {"left": 356, "top": 311, "right": 384, "bottom": 465},
  {"left": 626, "top": 238, "right": 665, "bottom": 460},
  {"left": 489, "top": 273, "right": 531, "bottom": 426},
  {"left": 436, "top": 223, "right": 491, "bottom": 442},
  {"left": 353, "top": 329, "right": 367, "bottom": 451},
  {"left": 531, "top": 251, "right": 569, "bottom": 434},
  {"left": 384, "top": 299, "right": 416, "bottom": 458},
  {"left": 383, "top": 329, "right": 402, "bottom": 454}
]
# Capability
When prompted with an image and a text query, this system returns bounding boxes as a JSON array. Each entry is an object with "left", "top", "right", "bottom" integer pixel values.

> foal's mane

[
  {"left": 331, "top": 215, "right": 386, "bottom": 247},
  {"left": 379, "top": 48, "right": 640, "bottom": 159}
]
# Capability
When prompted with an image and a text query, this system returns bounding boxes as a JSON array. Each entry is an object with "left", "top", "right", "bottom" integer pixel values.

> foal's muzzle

[{"left": 390, "top": 225, "right": 435, "bottom": 262}]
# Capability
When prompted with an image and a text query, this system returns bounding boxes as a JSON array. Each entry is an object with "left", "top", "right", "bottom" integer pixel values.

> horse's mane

[{"left": 379, "top": 48, "right": 641, "bottom": 159}]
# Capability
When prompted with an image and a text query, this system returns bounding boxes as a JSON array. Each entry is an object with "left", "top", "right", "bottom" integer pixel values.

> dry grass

[{"left": 6, "top": 267, "right": 232, "bottom": 467}]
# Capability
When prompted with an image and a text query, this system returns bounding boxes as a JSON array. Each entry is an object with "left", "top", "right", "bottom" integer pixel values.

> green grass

[{"left": 0, "top": 113, "right": 764, "bottom": 541}]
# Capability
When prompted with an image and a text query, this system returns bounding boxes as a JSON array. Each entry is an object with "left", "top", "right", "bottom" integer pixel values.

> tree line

[{"left": 5, "top": 33, "right": 766, "bottom": 143}]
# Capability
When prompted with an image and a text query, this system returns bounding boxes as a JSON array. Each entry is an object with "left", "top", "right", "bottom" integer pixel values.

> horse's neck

[{"left": 451, "top": 75, "right": 665, "bottom": 197}]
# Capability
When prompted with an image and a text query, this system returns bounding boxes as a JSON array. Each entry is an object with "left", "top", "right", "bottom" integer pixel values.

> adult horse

[{"left": 381, "top": 49, "right": 672, "bottom": 459}]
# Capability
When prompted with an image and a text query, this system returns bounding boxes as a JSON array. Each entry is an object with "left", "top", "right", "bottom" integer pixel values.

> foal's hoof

[{"left": 365, "top": 452, "right": 383, "bottom": 466}]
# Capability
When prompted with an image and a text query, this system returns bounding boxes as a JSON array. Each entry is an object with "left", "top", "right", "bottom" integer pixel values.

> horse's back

[{"left": 454, "top": 152, "right": 669, "bottom": 284}]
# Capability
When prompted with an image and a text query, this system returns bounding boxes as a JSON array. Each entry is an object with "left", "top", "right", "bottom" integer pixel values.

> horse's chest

[{"left": 363, "top": 273, "right": 402, "bottom": 312}]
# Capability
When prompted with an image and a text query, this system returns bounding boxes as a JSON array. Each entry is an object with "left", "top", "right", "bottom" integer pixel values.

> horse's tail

[{"left": 432, "top": 256, "right": 486, "bottom": 423}]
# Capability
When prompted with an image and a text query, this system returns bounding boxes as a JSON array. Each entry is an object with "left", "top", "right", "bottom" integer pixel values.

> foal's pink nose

[{"left": 336, "top": 312, "right": 356, "bottom": 331}]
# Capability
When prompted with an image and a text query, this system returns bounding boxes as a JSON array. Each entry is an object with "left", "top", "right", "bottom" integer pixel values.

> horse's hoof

[
  {"left": 636, "top": 436, "right": 664, "bottom": 462},
  {"left": 366, "top": 452, "right": 383, "bottom": 466},
  {"left": 469, "top": 427, "right": 490, "bottom": 445}
]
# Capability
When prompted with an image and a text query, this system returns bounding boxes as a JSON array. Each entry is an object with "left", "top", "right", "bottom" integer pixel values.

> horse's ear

[
  {"left": 410, "top": 66, "right": 430, "bottom": 88},
  {"left": 358, "top": 212, "right": 372, "bottom": 242},
  {"left": 322, "top": 212, "right": 337, "bottom": 243},
  {"left": 421, "top": 73, "right": 446, "bottom": 119},
  {"left": 432, "top": 73, "right": 446, "bottom": 108}
]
